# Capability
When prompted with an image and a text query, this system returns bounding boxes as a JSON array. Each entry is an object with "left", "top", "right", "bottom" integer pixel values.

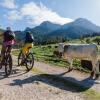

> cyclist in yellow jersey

[{"left": 22, "top": 31, "right": 34, "bottom": 59}]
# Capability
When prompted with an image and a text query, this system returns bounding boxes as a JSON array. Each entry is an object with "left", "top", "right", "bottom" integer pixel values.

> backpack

[
  {"left": 25, "top": 33, "right": 34, "bottom": 43},
  {"left": 29, "top": 35, "right": 34, "bottom": 42}
]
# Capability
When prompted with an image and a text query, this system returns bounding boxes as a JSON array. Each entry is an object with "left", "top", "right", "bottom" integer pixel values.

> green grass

[
  {"left": 31, "top": 45, "right": 91, "bottom": 72},
  {"left": 12, "top": 44, "right": 91, "bottom": 73},
  {"left": 84, "top": 90, "right": 100, "bottom": 100},
  {"left": 12, "top": 36, "right": 100, "bottom": 73}
]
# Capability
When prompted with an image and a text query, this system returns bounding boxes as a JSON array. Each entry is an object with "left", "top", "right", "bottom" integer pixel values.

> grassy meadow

[{"left": 12, "top": 36, "right": 100, "bottom": 73}]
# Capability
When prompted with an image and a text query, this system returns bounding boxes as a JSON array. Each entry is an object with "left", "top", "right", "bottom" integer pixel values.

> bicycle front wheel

[
  {"left": 26, "top": 53, "right": 34, "bottom": 71},
  {"left": 5, "top": 54, "right": 12, "bottom": 76}
]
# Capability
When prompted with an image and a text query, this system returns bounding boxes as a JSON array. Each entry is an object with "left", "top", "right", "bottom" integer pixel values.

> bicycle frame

[{"left": 0, "top": 45, "right": 12, "bottom": 76}]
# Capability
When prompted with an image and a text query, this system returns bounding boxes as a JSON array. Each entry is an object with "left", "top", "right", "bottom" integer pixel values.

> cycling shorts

[
  {"left": 22, "top": 43, "right": 33, "bottom": 55},
  {"left": 3, "top": 40, "right": 15, "bottom": 47}
]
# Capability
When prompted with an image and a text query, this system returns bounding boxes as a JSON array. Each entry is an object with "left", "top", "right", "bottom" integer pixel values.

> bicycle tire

[
  {"left": 26, "top": 53, "right": 34, "bottom": 71},
  {"left": 5, "top": 54, "right": 12, "bottom": 76}
]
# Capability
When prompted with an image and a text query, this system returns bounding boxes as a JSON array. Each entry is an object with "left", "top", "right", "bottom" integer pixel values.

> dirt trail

[
  {"left": 0, "top": 56, "right": 100, "bottom": 100},
  {"left": 35, "top": 61, "right": 100, "bottom": 92}
]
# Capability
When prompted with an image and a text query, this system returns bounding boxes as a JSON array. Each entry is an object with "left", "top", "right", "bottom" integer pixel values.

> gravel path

[
  {"left": 0, "top": 66, "right": 84, "bottom": 100},
  {"left": 0, "top": 56, "right": 100, "bottom": 100},
  {"left": 35, "top": 61, "right": 100, "bottom": 93}
]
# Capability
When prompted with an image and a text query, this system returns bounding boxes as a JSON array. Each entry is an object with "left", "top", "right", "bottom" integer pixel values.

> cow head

[
  {"left": 58, "top": 43, "right": 65, "bottom": 58},
  {"left": 59, "top": 52, "right": 63, "bottom": 58}
]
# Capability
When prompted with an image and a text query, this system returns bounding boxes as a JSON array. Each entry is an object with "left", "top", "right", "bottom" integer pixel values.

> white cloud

[
  {"left": 7, "top": 10, "right": 22, "bottom": 20},
  {"left": 6, "top": 2, "right": 73, "bottom": 25},
  {"left": 0, "top": 0, "right": 17, "bottom": 9}
]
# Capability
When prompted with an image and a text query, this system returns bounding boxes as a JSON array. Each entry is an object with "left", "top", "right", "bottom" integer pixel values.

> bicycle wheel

[
  {"left": 26, "top": 53, "right": 34, "bottom": 71},
  {"left": 5, "top": 54, "right": 12, "bottom": 76},
  {"left": 18, "top": 51, "right": 23, "bottom": 66}
]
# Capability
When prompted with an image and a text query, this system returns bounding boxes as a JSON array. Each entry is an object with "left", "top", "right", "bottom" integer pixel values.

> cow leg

[
  {"left": 90, "top": 71, "right": 94, "bottom": 79},
  {"left": 68, "top": 58, "right": 73, "bottom": 72},
  {"left": 94, "top": 61, "right": 99, "bottom": 79},
  {"left": 91, "top": 61, "right": 95, "bottom": 78},
  {"left": 91, "top": 60, "right": 99, "bottom": 79}
]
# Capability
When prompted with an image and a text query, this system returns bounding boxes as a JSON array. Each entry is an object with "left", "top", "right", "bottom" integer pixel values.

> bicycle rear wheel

[
  {"left": 26, "top": 53, "right": 34, "bottom": 71},
  {"left": 5, "top": 54, "right": 12, "bottom": 76},
  {"left": 18, "top": 51, "right": 23, "bottom": 66}
]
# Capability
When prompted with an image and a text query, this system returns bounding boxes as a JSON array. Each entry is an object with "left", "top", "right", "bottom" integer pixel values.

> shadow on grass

[{"left": 9, "top": 72, "right": 96, "bottom": 92}]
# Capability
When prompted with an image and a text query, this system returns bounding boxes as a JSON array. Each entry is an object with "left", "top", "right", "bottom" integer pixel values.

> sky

[{"left": 0, "top": 0, "right": 100, "bottom": 31}]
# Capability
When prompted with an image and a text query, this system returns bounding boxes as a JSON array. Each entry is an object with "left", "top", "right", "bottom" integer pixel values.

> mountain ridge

[{"left": 1, "top": 18, "right": 100, "bottom": 44}]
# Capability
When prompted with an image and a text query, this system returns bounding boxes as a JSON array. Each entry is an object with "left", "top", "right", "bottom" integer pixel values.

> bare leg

[{"left": 21, "top": 44, "right": 26, "bottom": 64}]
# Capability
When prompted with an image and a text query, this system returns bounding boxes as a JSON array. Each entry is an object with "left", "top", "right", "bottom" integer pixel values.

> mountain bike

[
  {"left": 0, "top": 45, "right": 12, "bottom": 76},
  {"left": 18, "top": 48, "right": 34, "bottom": 71}
]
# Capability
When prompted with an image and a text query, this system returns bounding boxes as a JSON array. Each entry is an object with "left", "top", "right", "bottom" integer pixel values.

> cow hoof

[
  {"left": 95, "top": 74, "right": 99, "bottom": 80},
  {"left": 90, "top": 71, "right": 94, "bottom": 78},
  {"left": 89, "top": 75, "right": 94, "bottom": 79}
]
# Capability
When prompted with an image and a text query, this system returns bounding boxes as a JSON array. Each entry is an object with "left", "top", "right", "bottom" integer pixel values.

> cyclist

[
  {"left": 21, "top": 31, "right": 34, "bottom": 62},
  {"left": 0, "top": 27, "right": 15, "bottom": 68}
]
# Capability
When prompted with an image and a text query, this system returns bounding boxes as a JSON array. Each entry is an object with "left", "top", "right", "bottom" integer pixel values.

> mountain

[
  {"left": 38, "top": 21, "right": 62, "bottom": 31},
  {"left": 22, "top": 21, "right": 61, "bottom": 44},
  {"left": 62, "top": 18, "right": 100, "bottom": 32},
  {"left": 25, "top": 21, "right": 61, "bottom": 35},
  {"left": 16, "top": 18, "right": 100, "bottom": 44},
  {"left": 47, "top": 18, "right": 100, "bottom": 39}
]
